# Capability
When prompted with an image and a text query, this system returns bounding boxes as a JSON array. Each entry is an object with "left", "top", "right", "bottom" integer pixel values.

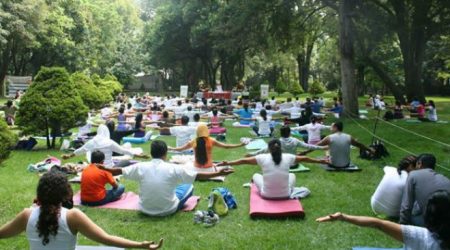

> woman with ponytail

[
  {"left": 0, "top": 171, "right": 163, "bottom": 250},
  {"left": 217, "top": 139, "right": 329, "bottom": 199},
  {"left": 169, "top": 124, "right": 246, "bottom": 169}
]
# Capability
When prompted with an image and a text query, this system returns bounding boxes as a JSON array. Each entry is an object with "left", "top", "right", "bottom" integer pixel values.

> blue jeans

[
  {"left": 82, "top": 184, "right": 125, "bottom": 206},
  {"left": 176, "top": 184, "right": 194, "bottom": 210}
]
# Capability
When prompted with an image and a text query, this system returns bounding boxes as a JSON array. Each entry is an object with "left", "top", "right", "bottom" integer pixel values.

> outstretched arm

[
  {"left": 351, "top": 137, "right": 374, "bottom": 153},
  {"left": 0, "top": 209, "right": 30, "bottom": 239},
  {"left": 214, "top": 140, "right": 246, "bottom": 149},
  {"left": 70, "top": 209, "right": 163, "bottom": 249},
  {"left": 97, "top": 165, "right": 123, "bottom": 176},
  {"left": 216, "top": 157, "right": 257, "bottom": 167},
  {"left": 316, "top": 212, "right": 403, "bottom": 242},
  {"left": 316, "top": 136, "right": 330, "bottom": 146},
  {"left": 295, "top": 156, "right": 329, "bottom": 165},
  {"left": 168, "top": 142, "right": 192, "bottom": 152},
  {"left": 195, "top": 168, "right": 235, "bottom": 180}
]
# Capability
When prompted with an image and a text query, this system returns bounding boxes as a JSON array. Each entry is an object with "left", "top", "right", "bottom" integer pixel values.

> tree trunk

[
  {"left": 356, "top": 64, "right": 365, "bottom": 96},
  {"left": 303, "top": 40, "right": 314, "bottom": 92},
  {"left": 338, "top": 0, "right": 359, "bottom": 118},
  {"left": 365, "top": 56, "right": 406, "bottom": 103}
]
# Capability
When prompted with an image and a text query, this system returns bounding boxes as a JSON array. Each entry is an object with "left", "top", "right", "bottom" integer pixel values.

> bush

[
  {"left": 16, "top": 67, "right": 89, "bottom": 149},
  {"left": 0, "top": 119, "right": 17, "bottom": 164},
  {"left": 290, "top": 81, "right": 304, "bottom": 96},
  {"left": 309, "top": 80, "right": 326, "bottom": 96},
  {"left": 92, "top": 73, "right": 123, "bottom": 99},
  {"left": 275, "top": 80, "right": 287, "bottom": 96},
  {"left": 71, "top": 72, "right": 105, "bottom": 109}
]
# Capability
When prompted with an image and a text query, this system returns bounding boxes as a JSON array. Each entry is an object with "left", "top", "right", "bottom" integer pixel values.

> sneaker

[
  {"left": 208, "top": 190, "right": 228, "bottom": 216},
  {"left": 203, "top": 211, "right": 220, "bottom": 227},
  {"left": 193, "top": 210, "right": 207, "bottom": 224}
]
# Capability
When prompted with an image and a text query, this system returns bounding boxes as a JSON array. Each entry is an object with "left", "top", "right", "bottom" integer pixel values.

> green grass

[{"left": 0, "top": 97, "right": 449, "bottom": 250}]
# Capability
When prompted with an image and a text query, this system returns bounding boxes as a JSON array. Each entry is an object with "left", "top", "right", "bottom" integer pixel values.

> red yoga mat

[{"left": 249, "top": 184, "right": 305, "bottom": 219}]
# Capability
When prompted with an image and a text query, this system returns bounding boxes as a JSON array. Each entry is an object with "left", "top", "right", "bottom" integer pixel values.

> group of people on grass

[
  {"left": 366, "top": 94, "right": 439, "bottom": 122},
  {"left": 0, "top": 92, "right": 448, "bottom": 250}
]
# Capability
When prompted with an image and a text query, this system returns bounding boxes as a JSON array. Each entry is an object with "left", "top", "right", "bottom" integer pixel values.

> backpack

[
  {"left": 383, "top": 111, "right": 394, "bottom": 121},
  {"left": 360, "top": 140, "right": 389, "bottom": 160},
  {"left": 15, "top": 137, "right": 37, "bottom": 151},
  {"left": 212, "top": 187, "right": 237, "bottom": 209}
]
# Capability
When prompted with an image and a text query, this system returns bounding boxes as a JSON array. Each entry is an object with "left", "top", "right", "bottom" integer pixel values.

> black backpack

[{"left": 360, "top": 140, "right": 389, "bottom": 160}]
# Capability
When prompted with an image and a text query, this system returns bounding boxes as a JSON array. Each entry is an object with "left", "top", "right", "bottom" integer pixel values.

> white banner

[
  {"left": 180, "top": 85, "right": 188, "bottom": 98},
  {"left": 260, "top": 84, "right": 269, "bottom": 98}
]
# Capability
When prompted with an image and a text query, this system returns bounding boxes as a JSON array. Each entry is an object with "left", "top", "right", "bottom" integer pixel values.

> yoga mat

[
  {"left": 245, "top": 139, "right": 268, "bottom": 150},
  {"left": 359, "top": 110, "right": 369, "bottom": 114},
  {"left": 77, "top": 246, "right": 124, "bottom": 250},
  {"left": 232, "top": 122, "right": 252, "bottom": 128},
  {"left": 353, "top": 247, "right": 403, "bottom": 250},
  {"left": 289, "top": 164, "right": 310, "bottom": 173},
  {"left": 405, "top": 119, "right": 422, "bottom": 123},
  {"left": 437, "top": 120, "right": 449, "bottom": 124},
  {"left": 321, "top": 164, "right": 361, "bottom": 172},
  {"left": 73, "top": 192, "right": 200, "bottom": 212},
  {"left": 122, "top": 137, "right": 146, "bottom": 144},
  {"left": 249, "top": 184, "right": 305, "bottom": 219}
]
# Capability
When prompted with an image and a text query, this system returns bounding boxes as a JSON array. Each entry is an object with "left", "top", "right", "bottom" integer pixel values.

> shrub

[
  {"left": 275, "top": 80, "right": 287, "bottom": 96},
  {"left": 71, "top": 72, "right": 105, "bottom": 109},
  {"left": 16, "top": 67, "right": 88, "bottom": 149},
  {"left": 0, "top": 119, "right": 17, "bottom": 164},
  {"left": 290, "top": 81, "right": 304, "bottom": 96},
  {"left": 309, "top": 80, "right": 326, "bottom": 96}
]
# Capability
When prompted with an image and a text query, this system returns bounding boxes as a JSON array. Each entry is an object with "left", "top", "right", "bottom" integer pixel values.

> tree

[
  {"left": 71, "top": 72, "right": 105, "bottom": 110},
  {"left": 275, "top": 80, "right": 287, "bottom": 96},
  {"left": 338, "top": 0, "right": 359, "bottom": 117},
  {"left": 309, "top": 80, "right": 326, "bottom": 96},
  {"left": 290, "top": 81, "right": 304, "bottom": 96},
  {"left": 0, "top": 118, "right": 16, "bottom": 164},
  {"left": 16, "top": 67, "right": 88, "bottom": 149},
  {"left": 368, "top": 0, "right": 450, "bottom": 102}
]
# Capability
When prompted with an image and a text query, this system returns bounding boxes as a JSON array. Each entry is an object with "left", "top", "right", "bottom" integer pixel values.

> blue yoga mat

[{"left": 245, "top": 139, "right": 268, "bottom": 150}]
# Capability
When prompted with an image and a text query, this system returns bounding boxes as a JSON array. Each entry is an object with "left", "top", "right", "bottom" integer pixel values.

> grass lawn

[{"left": 0, "top": 97, "right": 449, "bottom": 250}]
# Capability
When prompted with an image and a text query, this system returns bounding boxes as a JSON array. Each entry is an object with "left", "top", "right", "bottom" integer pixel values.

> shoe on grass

[{"left": 203, "top": 211, "right": 220, "bottom": 227}]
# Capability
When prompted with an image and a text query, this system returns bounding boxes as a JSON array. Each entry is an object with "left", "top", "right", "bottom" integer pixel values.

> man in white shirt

[
  {"left": 100, "top": 140, "right": 233, "bottom": 216},
  {"left": 156, "top": 116, "right": 196, "bottom": 147}
]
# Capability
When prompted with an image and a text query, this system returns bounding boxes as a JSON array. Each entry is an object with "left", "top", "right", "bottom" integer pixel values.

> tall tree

[{"left": 338, "top": 0, "right": 359, "bottom": 117}]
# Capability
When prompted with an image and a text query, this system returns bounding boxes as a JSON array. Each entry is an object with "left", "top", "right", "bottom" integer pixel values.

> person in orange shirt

[
  {"left": 169, "top": 124, "right": 246, "bottom": 169},
  {"left": 81, "top": 151, "right": 125, "bottom": 206}
]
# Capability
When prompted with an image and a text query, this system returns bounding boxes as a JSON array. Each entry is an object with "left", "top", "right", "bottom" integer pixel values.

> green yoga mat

[
  {"left": 289, "top": 164, "right": 310, "bottom": 173},
  {"left": 405, "top": 119, "right": 422, "bottom": 123},
  {"left": 359, "top": 110, "right": 369, "bottom": 114}
]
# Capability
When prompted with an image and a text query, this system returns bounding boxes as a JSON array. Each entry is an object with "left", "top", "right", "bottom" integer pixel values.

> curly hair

[
  {"left": 36, "top": 172, "right": 71, "bottom": 245},
  {"left": 424, "top": 190, "right": 450, "bottom": 250}
]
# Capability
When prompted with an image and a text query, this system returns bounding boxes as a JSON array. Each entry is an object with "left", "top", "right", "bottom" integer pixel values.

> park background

[{"left": 1, "top": 0, "right": 450, "bottom": 249}]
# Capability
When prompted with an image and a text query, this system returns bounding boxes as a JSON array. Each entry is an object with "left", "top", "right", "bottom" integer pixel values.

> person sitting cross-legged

[
  {"left": 315, "top": 121, "right": 374, "bottom": 169},
  {"left": 99, "top": 140, "right": 234, "bottom": 217},
  {"left": 217, "top": 139, "right": 329, "bottom": 200},
  {"left": 81, "top": 151, "right": 125, "bottom": 206},
  {"left": 0, "top": 171, "right": 163, "bottom": 249}
]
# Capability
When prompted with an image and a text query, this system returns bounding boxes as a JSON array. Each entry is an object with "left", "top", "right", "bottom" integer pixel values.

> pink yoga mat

[
  {"left": 73, "top": 192, "right": 200, "bottom": 212},
  {"left": 249, "top": 184, "right": 305, "bottom": 218}
]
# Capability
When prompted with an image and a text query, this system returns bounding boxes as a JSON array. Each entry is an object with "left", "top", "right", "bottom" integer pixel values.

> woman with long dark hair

[
  {"left": 169, "top": 124, "right": 246, "bottom": 169},
  {"left": 0, "top": 172, "right": 163, "bottom": 249},
  {"left": 317, "top": 190, "right": 450, "bottom": 250},
  {"left": 217, "top": 139, "right": 329, "bottom": 199}
]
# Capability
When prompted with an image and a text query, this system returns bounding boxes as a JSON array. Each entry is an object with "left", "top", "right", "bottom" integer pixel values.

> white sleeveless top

[{"left": 26, "top": 207, "right": 77, "bottom": 250}]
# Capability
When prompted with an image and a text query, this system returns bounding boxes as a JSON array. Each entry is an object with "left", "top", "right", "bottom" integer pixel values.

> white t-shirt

[
  {"left": 27, "top": 207, "right": 77, "bottom": 250},
  {"left": 122, "top": 159, "right": 197, "bottom": 216},
  {"left": 74, "top": 141, "right": 134, "bottom": 167},
  {"left": 428, "top": 107, "right": 437, "bottom": 121},
  {"left": 255, "top": 153, "right": 296, "bottom": 198},
  {"left": 402, "top": 225, "right": 442, "bottom": 250},
  {"left": 257, "top": 117, "right": 272, "bottom": 135},
  {"left": 371, "top": 167, "right": 408, "bottom": 217},
  {"left": 170, "top": 126, "right": 197, "bottom": 147},
  {"left": 294, "top": 123, "right": 331, "bottom": 143}
]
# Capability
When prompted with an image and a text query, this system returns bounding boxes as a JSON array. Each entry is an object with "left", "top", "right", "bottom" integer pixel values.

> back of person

[
  {"left": 237, "top": 109, "right": 252, "bottom": 125},
  {"left": 279, "top": 137, "right": 300, "bottom": 155},
  {"left": 170, "top": 126, "right": 196, "bottom": 147},
  {"left": 26, "top": 207, "right": 76, "bottom": 250},
  {"left": 257, "top": 117, "right": 271, "bottom": 135},
  {"left": 193, "top": 137, "right": 214, "bottom": 168},
  {"left": 210, "top": 115, "right": 220, "bottom": 128},
  {"left": 81, "top": 164, "right": 115, "bottom": 202},
  {"left": 428, "top": 106, "right": 437, "bottom": 121},
  {"left": 117, "top": 113, "right": 127, "bottom": 131},
  {"left": 255, "top": 153, "right": 295, "bottom": 198},
  {"left": 371, "top": 167, "right": 408, "bottom": 217},
  {"left": 329, "top": 132, "right": 351, "bottom": 167},
  {"left": 122, "top": 160, "right": 196, "bottom": 216},
  {"left": 407, "top": 169, "right": 450, "bottom": 216}
]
